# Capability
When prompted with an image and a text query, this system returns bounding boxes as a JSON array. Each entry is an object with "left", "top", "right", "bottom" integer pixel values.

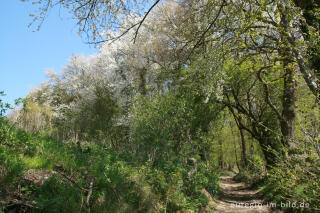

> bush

[
  {"left": 263, "top": 151, "right": 320, "bottom": 212},
  {"left": 0, "top": 92, "right": 220, "bottom": 212},
  {"left": 233, "top": 154, "right": 266, "bottom": 185}
]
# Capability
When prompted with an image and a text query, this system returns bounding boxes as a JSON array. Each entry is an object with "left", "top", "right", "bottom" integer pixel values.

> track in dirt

[{"left": 214, "top": 175, "right": 271, "bottom": 213}]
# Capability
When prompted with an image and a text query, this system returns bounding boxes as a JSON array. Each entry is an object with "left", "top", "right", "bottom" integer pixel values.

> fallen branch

[{"left": 54, "top": 169, "right": 89, "bottom": 192}]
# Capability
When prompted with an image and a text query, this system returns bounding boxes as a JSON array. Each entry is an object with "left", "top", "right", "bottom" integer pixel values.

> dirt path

[{"left": 214, "top": 175, "right": 271, "bottom": 213}]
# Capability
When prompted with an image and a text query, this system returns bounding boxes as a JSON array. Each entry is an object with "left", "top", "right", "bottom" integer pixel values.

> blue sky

[{"left": 0, "top": 1, "right": 97, "bottom": 107}]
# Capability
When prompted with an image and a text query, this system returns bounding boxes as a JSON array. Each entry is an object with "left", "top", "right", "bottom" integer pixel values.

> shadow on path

[{"left": 214, "top": 175, "right": 272, "bottom": 213}]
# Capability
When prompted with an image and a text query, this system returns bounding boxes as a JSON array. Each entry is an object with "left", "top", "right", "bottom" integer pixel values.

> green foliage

[
  {"left": 0, "top": 117, "right": 219, "bottom": 212},
  {"left": 233, "top": 154, "right": 266, "bottom": 185},
  {"left": 0, "top": 92, "right": 11, "bottom": 117},
  {"left": 129, "top": 93, "right": 220, "bottom": 211},
  {"left": 263, "top": 149, "right": 320, "bottom": 212},
  {"left": 131, "top": 93, "right": 194, "bottom": 159},
  {"left": 131, "top": 92, "right": 222, "bottom": 162}
]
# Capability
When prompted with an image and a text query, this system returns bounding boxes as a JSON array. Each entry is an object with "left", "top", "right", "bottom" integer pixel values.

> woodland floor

[{"left": 214, "top": 175, "right": 273, "bottom": 213}]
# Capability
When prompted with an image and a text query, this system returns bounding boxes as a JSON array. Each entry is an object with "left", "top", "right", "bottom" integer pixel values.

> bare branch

[{"left": 133, "top": 0, "right": 161, "bottom": 43}]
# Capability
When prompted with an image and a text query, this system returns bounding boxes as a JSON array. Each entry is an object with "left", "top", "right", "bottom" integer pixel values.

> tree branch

[
  {"left": 256, "top": 66, "right": 283, "bottom": 121},
  {"left": 133, "top": 0, "right": 161, "bottom": 43}
]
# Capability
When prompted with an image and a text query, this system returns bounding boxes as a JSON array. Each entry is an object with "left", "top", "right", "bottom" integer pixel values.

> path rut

[{"left": 214, "top": 175, "right": 272, "bottom": 213}]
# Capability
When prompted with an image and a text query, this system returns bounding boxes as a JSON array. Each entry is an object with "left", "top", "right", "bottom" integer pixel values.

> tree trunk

[
  {"left": 138, "top": 68, "right": 147, "bottom": 96},
  {"left": 258, "top": 134, "right": 278, "bottom": 169},
  {"left": 280, "top": 66, "right": 296, "bottom": 148},
  {"left": 228, "top": 106, "right": 248, "bottom": 168},
  {"left": 239, "top": 127, "right": 248, "bottom": 167},
  {"left": 218, "top": 139, "right": 224, "bottom": 169},
  {"left": 293, "top": 0, "right": 320, "bottom": 105},
  {"left": 279, "top": 2, "right": 296, "bottom": 149},
  {"left": 229, "top": 121, "right": 241, "bottom": 170}
]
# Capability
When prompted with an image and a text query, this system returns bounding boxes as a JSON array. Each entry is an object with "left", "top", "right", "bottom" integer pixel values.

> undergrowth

[{"left": 0, "top": 118, "right": 219, "bottom": 212}]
